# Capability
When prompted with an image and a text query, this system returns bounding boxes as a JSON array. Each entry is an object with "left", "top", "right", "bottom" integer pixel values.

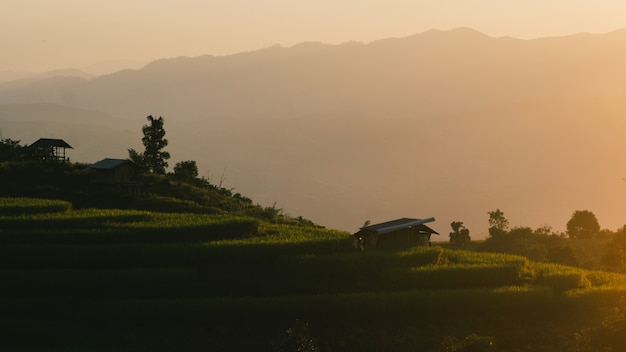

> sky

[{"left": 3, "top": 0, "right": 626, "bottom": 75}]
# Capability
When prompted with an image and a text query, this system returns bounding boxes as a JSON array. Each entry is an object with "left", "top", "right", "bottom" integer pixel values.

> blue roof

[{"left": 87, "top": 158, "right": 136, "bottom": 170}]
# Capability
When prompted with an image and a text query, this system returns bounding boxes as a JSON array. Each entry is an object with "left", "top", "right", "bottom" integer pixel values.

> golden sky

[{"left": 3, "top": 0, "right": 626, "bottom": 73}]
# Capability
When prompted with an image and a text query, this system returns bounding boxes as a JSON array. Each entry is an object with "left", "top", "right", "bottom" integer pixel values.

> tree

[
  {"left": 127, "top": 148, "right": 148, "bottom": 172},
  {"left": 0, "top": 138, "right": 26, "bottom": 162},
  {"left": 173, "top": 160, "right": 199, "bottom": 182},
  {"left": 566, "top": 210, "right": 600, "bottom": 239},
  {"left": 488, "top": 209, "right": 509, "bottom": 238},
  {"left": 449, "top": 221, "right": 471, "bottom": 249},
  {"left": 140, "top": 115, "right": 170, "bottom": 174}
]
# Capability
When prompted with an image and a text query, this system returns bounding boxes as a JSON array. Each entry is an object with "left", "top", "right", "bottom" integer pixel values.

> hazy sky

[{"left": 4, "top": 0, "right": 626, "bottom": 74}]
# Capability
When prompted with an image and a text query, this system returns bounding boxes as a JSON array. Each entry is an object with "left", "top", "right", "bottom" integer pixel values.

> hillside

[
  {"left": 1, "top": 196, "right": 625, "bottom": 351},
  {"left": 0, "top": 161, "right": 316, "bottom": 227},
  {"left": 2, "top": 28, "right": 626, "bottom": 234}
]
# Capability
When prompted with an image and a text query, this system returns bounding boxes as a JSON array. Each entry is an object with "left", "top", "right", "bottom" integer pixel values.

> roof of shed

[
  {"left": 359, "top": 217, "right": 438, "bottom": 235},
  {"left": 86, "top": 158, "right": 137, "bottom": 170},
  {"left": 29, "top": 138, "right": 73, "bottom": 149}
]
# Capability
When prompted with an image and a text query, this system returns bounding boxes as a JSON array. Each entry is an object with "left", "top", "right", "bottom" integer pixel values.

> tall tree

[
  {"left": 140, "top": 115, "right": 170, "bottom": 174},
  {"left": 567, "top": 210, "right": 600, "bottom": 239}
]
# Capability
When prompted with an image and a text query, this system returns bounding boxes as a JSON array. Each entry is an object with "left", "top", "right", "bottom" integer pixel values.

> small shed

[
  {"left": 354, "top": 217, "right": 439, "bottom": 249},
  {"left": 85, "top": 158, "right": 140, "bottom": 185},
  {"left": 29, "top": 138, "right": 73, "bottom": 161}
]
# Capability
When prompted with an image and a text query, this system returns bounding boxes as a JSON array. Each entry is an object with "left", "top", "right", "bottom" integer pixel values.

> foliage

[
  {"left": 449, "top": 221, "right": 471, "bottom": 249},
  {"left": 172, "top": 160, "right": 199, "bottom": 182},
  {"left": 567, "top": 210, "right": 601, "bottom": 239},
  {"left": 0, "top": 138, "right": 27, "bottom": 162},
  {"left": 577, "top": 296, "right": 626, "bottom": 351},
  {"left": 603, "top": 226, "right": 626, "bottom": 272},
  {"left": 127, "top": 147, "right": 148, "bottom": 171},
  {"left": 478, "top": 224, "right": 585, "bottom": 268},
  {"left": 139, "top": 115, "right": 170, "bottom": 174},
  {"left": 487, "top": 209, "right": 509, "bottom": 238}
]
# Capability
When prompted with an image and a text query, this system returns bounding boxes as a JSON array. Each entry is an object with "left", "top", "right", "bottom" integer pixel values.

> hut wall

[
  {"left": 114, "top": 164, "right": 137, "bottom": 184},
  {"left": 377, "top": 228, "right": 431, "bottom": 248},
  {"left": 92, "top": 165, "right": 138, "bottom": 185}
]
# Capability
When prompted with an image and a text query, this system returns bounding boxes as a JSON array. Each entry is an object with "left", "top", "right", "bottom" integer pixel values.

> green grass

[
  {"left": 0, "top": 196, "right": 72, "bottom": 214},
  {"left": 1, "top": 197, "right": 626, "bottom": 351},
  {"left": 0, "top": 207, "right": 259, "bottom": 243}
]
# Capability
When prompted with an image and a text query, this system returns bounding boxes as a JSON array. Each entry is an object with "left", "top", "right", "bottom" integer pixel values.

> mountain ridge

[
  {"left": 3, "top": 28, "right": 626, "bottom": 121},
  {"left": 2, "top": 27, "right": 626, "bottom": 235}
]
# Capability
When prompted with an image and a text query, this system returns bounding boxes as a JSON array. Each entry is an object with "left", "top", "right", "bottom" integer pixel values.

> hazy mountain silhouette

[
  {"left": 2, "top": 28, "right": 626, "bottom": 235},
  {"left": 4, "top": 27, "right": 626, "bottom": 120}
]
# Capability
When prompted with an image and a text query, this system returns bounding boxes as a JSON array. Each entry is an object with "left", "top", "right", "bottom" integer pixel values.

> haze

[
  {"left": 4, "top": 1, "right": 626, "bottom": 74},
  {"left": 2, "top": 2, "right": 626, "bottom": 238}
]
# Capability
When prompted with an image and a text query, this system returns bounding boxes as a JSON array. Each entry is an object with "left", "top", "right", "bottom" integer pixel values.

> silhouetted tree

[
  {"left": 130, "top": 115, "right": 170, "bottom": 174},
  {"left": 173, "top": 160, "right": 199, "bottom": 182},
  {"left": 0, "top": 138, "right": 26, "bottom": 162},
  {"left": 449, "top": 221, "right": 471, "bottom": 249},
  {"left": 127, "top": 148, "right": 148, "bottom": 172},
  {"left": 142, "top": 115, "right": 170, "bottom": 174},
  {"left": 488, "top": 209, "right": 509, "bottom": 238},
  {"left": 567, "top": 210, "right": 600, "bottom": 239}
]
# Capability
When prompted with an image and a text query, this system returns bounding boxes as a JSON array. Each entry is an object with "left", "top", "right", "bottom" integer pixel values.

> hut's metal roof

[
  {"left": 87, "top": 158, "right": 136, "bottom": 170},
  {"left": 360, "top": 217, "right": 438, "bottom": 235},
  {"left": 29, "top": 138, "right": 73, "bottom": 149}
]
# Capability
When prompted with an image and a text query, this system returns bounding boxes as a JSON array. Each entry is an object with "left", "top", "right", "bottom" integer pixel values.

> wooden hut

[
  {"left": 85, "top": 158, "right": 140, "bottom": 185},
  {"left": 29, "top": 138, "right": 73, "bottom": 161},
  {"left": 354, "top": 217, "right": 438, "bottom": 249}
]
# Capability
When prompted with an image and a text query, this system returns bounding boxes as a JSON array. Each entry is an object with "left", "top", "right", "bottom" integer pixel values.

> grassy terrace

[{"left": 1, "top": 197, "right": 625, "bottom": 351}]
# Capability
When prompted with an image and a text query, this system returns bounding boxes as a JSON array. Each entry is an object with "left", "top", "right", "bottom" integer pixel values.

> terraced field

[{"left": 1, "top": 197, "right": 625, "bottom": 351}]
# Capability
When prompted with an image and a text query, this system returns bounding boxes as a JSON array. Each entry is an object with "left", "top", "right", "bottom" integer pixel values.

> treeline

[{"left": 449, "top": 209, "right": 626, "bottom": 273}]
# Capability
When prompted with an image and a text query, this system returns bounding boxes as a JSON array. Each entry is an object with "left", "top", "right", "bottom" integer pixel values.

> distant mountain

[
  {"left": 2, "top": 28, "right": 626, "bottom": 235},
  {"left": 2, "top": 28, "right": 626, "bottom": 121},
  {"left": 0, "top": 69, "right": 92, "bottom": 85},
  {"left": 80, "top": 59, "right": 147, "bottom": 76}
]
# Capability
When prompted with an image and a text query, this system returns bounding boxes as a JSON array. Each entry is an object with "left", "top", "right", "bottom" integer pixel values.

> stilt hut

[{"left": 29, "top": 138, "right": 73, "bottom": 162}]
